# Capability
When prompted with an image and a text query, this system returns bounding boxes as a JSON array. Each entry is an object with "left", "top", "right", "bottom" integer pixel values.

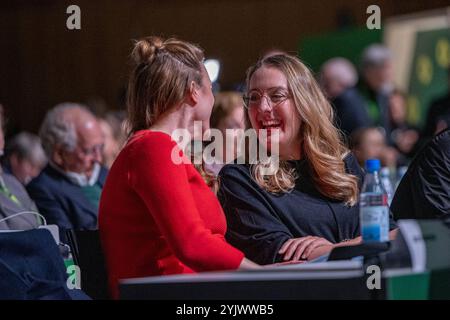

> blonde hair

[
  {"left": 126, "top": 36, "right": 204, "bottom": 134},
  {"left": 247, "top": 54, "right": 359, "bottom": 206}
]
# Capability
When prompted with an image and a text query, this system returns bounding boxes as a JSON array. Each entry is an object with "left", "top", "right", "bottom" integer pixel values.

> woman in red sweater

[{"left": 99, "top": 36, "right": 258, "bottom": 298}]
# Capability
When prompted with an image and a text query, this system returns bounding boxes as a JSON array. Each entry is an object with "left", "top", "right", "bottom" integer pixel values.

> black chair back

[{"left": 66, "top": 229, "right": 110, "bottom": 300}]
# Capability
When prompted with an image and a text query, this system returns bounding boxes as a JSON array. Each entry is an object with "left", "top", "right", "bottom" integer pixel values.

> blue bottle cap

[{"left": 365, "top": 159, "right": 381, "bottom": 173}]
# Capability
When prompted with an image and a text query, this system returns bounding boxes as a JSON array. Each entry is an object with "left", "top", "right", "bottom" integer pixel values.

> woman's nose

[{"left": 258, "top": 96, "right": 272, "bottom": 113}]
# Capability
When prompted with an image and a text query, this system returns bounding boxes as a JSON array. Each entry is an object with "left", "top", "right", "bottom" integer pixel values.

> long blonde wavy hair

[{"left": 247, "top": 54, "right": 359, "bottom": 206}]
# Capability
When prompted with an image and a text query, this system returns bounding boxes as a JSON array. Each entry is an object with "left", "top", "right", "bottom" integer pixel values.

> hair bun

[{"left": 132, "top": 36, "right": 164, "bottom": 65}]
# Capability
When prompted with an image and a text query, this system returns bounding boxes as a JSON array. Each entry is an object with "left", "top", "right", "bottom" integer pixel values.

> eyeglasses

[
  {"left": 243, "top": 88, "right": 291, "bottom": 110},
  {"left": 77, "top": 143, "right": 104, "bottom": 157}
]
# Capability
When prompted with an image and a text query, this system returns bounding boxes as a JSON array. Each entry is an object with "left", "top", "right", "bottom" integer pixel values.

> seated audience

[
  {"left": 98, "top": 117, "right": 121, "bottom": 169},
  {"left": 205, "top": 91, "right": 247, "bottom": 176},
  {"left": 26, "top": 103, "right": 107, "bottom": 233},
  {"left": 218, "top": 54, "right": 395, "bottom": 265},
  {"left": 435, "top": 114, "right": 450, "bottom": 134},
  {"left": 320, "top": 57, "right": 371, "bottom": 138},
  {"left": 391, "top": 128, "right": 450, "bottom": 222},
  {"left": 2, "top": 132, "right": 47, "bottom": 185},
  {"left": 350, "top": 127, "right": 398, "bottom": 168},
  {"left": 358, "top": 44, "right": 395, "bottom": 143},
  {"left": 99, "top": 36, "right": 258, "bottom": 299},
  {"left": 422, "top": 67, "right": 450, "bottom": 139},
  {"left": 388, "top": 89, "right": 419, "bottom": 164},
  {"left": 0, "top": 112, "right": 41, "bottom": 230}
]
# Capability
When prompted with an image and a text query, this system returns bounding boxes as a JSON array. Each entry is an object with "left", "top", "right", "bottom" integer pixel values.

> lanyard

[{"left": 0, "top": 176, "right": 22, "bottom": 207}]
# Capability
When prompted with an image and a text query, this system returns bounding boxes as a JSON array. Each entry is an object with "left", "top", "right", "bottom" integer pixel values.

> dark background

[{"left": 1, "top": 0, "right": 449, "bottom": 134}]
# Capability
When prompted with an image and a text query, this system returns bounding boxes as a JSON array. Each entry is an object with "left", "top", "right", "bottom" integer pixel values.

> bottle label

[{"left": 360, "top": 205, "right": 389, "bottom": 242}]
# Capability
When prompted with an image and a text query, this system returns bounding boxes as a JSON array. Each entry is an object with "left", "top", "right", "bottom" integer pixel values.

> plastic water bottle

[
  {"left": 380, "top": 167, "right": 394, "bottom": 205},
  {"left": 360, "top": 159, "right": 390, "bottom": 243}
]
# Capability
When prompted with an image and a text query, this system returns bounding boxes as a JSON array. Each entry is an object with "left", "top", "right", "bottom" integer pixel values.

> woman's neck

[
  {"left": 279, "top": 153, "right": 302, "bottom": 161},
  {"left": 150, "top": 105, "right": 197, "bottom": 139},
  {"left": 279, "top": 141, "right": 302, "bottom": 161}
]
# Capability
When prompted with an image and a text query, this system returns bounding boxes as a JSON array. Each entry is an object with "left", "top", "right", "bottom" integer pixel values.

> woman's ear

[{"left": 185, "top": 81, "right": 199, "bottom": 107}]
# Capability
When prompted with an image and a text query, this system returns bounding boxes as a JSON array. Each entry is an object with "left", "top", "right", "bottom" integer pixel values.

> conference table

[{"left": 119, "top": 259, "right": 450, "bottom": 300}]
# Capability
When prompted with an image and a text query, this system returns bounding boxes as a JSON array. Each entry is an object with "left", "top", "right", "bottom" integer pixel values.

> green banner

[
  {"left": 407, "top": 28, "right": 450, "bottom": 127},
  {"left": 298, "top": 27, "right": 382, "bottom": 73}
]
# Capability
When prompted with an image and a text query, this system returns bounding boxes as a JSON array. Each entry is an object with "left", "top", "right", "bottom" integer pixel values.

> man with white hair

[
  {"left": 27, "top": 103, "right": 107, "bottom": 233},
  {"left": 359, "top": 44, "right": 394, "bottom": 142},
  {"left": 321, "top": 57, "right": 358, "bottom": 99},
  {"left": 320, "top": 57, "right": 371, "bottom": 137}
]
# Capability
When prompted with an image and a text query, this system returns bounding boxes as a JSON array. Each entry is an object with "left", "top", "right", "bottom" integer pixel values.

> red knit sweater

[{"left": 99, "top": 130, "right": 244, "bottom": 298}]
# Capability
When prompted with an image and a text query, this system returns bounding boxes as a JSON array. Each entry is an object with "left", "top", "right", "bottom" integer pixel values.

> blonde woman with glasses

[{"left": 218, "top": 54, "right": 396, "bottom": 265}]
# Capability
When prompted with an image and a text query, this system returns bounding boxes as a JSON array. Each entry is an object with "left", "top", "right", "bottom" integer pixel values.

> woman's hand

[
  {"left": 389, "top": 229, "right": 399, "bottom": 240},
  {"left": 278, "top": 236, "right": 334, "bottom": 261}
]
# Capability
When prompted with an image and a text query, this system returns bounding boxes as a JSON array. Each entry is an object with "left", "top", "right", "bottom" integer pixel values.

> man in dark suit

[
  {"left": 27, "top": 103, "right": 107, "bottom": 233},
  {"left": 320, "top": 57, "right": 372, "bottom": 140},
  {"left": 358, "top": 44, "right": 394, "bottom": 144}
]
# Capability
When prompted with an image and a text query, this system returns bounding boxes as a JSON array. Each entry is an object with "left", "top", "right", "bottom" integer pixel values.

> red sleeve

[{"left": 128, "top": 133, "right": 244, "bottom": 271}]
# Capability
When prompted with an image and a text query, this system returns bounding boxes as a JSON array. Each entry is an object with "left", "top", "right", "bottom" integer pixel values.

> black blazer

[
  {"left": 391, "top": 128, "right": 450, "bottom": 223},
  {"left": 331, "top": 87, "right": 372, "bottom": 138},
  {"left": 218, "top": 154, "right": 364, "bottom": 265},
  {"left": 26, "top": 165, "right": 108, "bottom": 232}
]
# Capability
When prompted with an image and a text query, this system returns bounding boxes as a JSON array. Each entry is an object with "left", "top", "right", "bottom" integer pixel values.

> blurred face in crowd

[
  {"left": 0, "top": 114, "right": 44, "bottom": 183},
  {"left": 320, "top": 59, "right": 357, "bottom": 99},
  {"left": 435, "top": 117, "right": 450, "bottom": 134},
  {"left": 216, "top": 107, "right": 245, "bottom": 133},
  {"left": 9, "top": 155, "right": 44, "bottom": 185},
  {"left": 99, "top": 119, "right": 120, "bottom": 169},
  {"left": 320, "top": 71, "right": 343, "bottom": 99},
  {"left": 247, "top": 66, "right": 301, "bottom": 159},
  {"left": 353, "top": 128, "right": 385, "bottom": 165},
  {"left": 389, "top": 92, "right": 407, "bottom": 126},
  {"left": 55, "top": 111, "right": 104, "bottom": 177},
  {"left": 215, "top": 104, "right": 246, "bottom": 162},
  {"left": 364, "top": 61, "right": 394, "bottom": 93}
]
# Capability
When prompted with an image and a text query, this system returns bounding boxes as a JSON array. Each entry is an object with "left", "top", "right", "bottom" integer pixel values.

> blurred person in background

[
  {"left": 359, "top": 44, "right": 395, "bottom": 143},
  {"left": 422, "top": 67, "right": 450, "bottom": 139},
  {"left": 98, "top": 117, "right": 121, "bottom": 169},
  {"left": 320, "top": 57, "right": 371, "bottom": 138},
  {"left": 87, "top": 99, "right": 127, "bottom": 169},
  {"left": 388, "top": 89, "right": 420, "bottom": 164},
  {"left": 27, "top": 103, "right": 107, "bottom": 234},
  {"left": 205, "top": 91, "right": 247, "bottom": 176},
  {"left": 0, "top": 108, "right": 41, "bottom": 230},
  {"left": 2, "top": 132, "right": 47, "bottom": 185},
  {"left": 434, "top": 114, "right": 450, "bottom": 134},
  {"left": 104, "top": 110, "right": 128, "bottom": 148},
  {"left": 350, "top": 127, "right": 398, "bottom": 168},
  {"left": 391, "top": 128, "right": 450, "bottom": 223}
]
